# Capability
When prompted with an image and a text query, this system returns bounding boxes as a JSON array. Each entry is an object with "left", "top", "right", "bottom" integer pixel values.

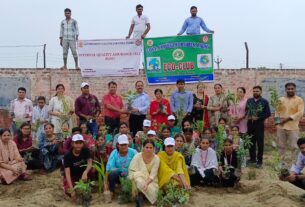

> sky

[{"left": 0, "top": 0, "right": 304, "bottom": 69}]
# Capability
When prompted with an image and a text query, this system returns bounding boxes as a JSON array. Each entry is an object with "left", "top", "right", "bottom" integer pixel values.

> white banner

[{"left": 77, "top": 39, "right": 142, "bottom": 77}]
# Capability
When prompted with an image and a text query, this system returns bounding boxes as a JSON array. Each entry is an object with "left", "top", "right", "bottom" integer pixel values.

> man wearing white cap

[
  {"left": 167, "top": 115, "right": 182, "bottom": 137},
  {"left": 63, "top": 134, "right": 92, "bottom": 197},
  {"left": 75, "top": 82, "right": 101, "bottom": 137},
  {"left": 135, "top": 119, "right": 151, "bottom": 151},
  {"left": 105, "top": 134, "right": 137, "bottom": 203}
]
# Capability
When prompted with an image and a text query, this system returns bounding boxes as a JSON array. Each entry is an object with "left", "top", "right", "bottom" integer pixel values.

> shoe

[
  {"left": 104, "top": 191, "right": 112, "bottom": 203},
  {"left": 256, "top": 162, "right": 263, "bottom": 169},
  {"left": 135, "top": 193, "right": 144, "bottom": 207}
]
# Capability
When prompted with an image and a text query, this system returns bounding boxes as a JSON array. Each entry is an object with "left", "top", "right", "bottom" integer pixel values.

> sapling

[
  {"left": 215, "top": 125, "right": 225, "bottom": 159},
  {"left": 157, "top": 183, "right": 190, "bottom": 207},
  {"left": 73, "top": 180, "right": 95, "bottom": 207},
  {"left": 193, "top": 120, "right": 205, "bottom": 136},
  {"left": 246, "top": 103, "right": 263, "bottom": 121},
  {"left": 236, "top": 134, "right": 253, "bottom": 169},
  {"left": 268, "top": 86, "right": 282, "bottom": 124},
  {"left": 91, "top": 160, "right": 105, "bottom": 194},
  {"left": 119, "top": 177, "right": 133, "bottom": 204},
  {"left": 121, "top": 90, "right": 138, "bottom": 111}
]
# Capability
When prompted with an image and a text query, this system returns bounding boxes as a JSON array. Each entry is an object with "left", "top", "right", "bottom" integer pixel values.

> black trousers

[
  {"left": 190, "top": 167, "right": 219, "bottom": 186},
  {"left": 104, "top": 116, "right": 120, "bottom": 134},
  {"left": 292, "top": 175, "right": 305, "bottom": 190},
  {"left": 221, "top": 168, "right": 238, "bottom": 187},
  {"left": 129, "top": 114, "right": 146, "bottom": 137},
  {"left": 247, "top": 120, "right": 265, "bottom": 163}
]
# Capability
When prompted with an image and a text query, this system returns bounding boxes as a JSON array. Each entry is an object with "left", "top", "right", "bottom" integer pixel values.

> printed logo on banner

[
  {"left": 197, "top": 54, "right": 212, "bottom": 69},
  {"left": 147, "top": 40, "right": 154, "bottom": 47},
  {"left": 202, "top": 36, "right": 209, "bottom": 43},
  {"left": 147, "top": 57, "right": 161, "bottom": 71},
  {"left": 172, "top": 49, "right": 184, "bottom": 61},
  {"left": 135, "top": 39, "right": 142, "bottom": 46}
]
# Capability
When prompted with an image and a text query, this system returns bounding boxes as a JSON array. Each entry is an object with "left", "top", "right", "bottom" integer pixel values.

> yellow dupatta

[{"left": 157, "top": 151, "right": 190, "bottom": 188}]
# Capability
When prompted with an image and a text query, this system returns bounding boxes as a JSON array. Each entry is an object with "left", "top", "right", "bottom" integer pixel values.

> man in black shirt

[
  {"left": 63, "top": 134, "right": 92, "bottom": 197},
  {"left": 245, "top": 86, "right": 271, "bottom": 168}
]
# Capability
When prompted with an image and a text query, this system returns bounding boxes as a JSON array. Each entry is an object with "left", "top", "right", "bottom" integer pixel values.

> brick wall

[{"left": 0, "top": 68, "right": 304, "bottom": 130}]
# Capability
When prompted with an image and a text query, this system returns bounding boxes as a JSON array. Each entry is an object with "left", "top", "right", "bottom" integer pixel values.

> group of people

[
  {"left": 59, "top": 5, "right": 214, "bottom": 69},
  {"left": 1, "top": 78, "right": 305, "bottom": 205}
]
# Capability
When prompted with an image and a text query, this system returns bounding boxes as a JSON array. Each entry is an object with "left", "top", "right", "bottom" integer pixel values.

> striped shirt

[{"left": 59, "top": 18, "right": 79, "bottom": 40}]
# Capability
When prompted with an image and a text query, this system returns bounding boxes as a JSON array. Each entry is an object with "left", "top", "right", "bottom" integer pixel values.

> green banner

[{"left": 143, "top": 34, "right": 213, "bottom": 85}]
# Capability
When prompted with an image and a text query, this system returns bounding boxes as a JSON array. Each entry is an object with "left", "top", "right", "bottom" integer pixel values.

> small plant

[
  {"left": 246, "top": 103, "right": 263, "bottom": 119},
  {"left": 247, "top": 168, "right": 257, "bottom": 180},
  {"left": 193, "top": 120, "right": 205, "bottom": 135},
  {"left": 236, "top": 134, "right": 253, "bottom": 169},
  {"left": 268, "top": 86, "right": 282, "bottom": 124},
  {"left": 74, "top": 180, "right": 95, "bottom": 207},
  {"left": 92, "top": 160, "right": 105, "bottom": 194},
  {"left": 225, "top": 90, "right": 237, "bottom": 106},
  {"left": 119, "top": 177, "right": 133, "bottom": 204},
  {"left": 215, "top": 125, "right": 225, "bottom": 159},
  {"left": 121, "top": 90, "right": 138, "bottom": 111},
  {"left": 157, "top": 183, "right": 190, "bottom": 207}
]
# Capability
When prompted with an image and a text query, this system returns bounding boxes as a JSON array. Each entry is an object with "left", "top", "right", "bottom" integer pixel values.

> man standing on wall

[
  {"left": 75, "top": 82, "right": 101, "bottom": 138},
  {"left": 177, "top": 6, "right": 214, "bottom": 35},
  {"left": 246, "top": 86, "right": 271, "bottom": 168},
  {"left": 275, "top": 82, "right": 304, "bottom": 166},
  {"left": 10, "top": 87, "right": 33, "bottom": 134},
  {"left": 129, "top": 81, "right": 150, "bottom": 136},
  {"left": 59, "top": 8, "right": 80, "bottom": 70},
  {"left": 102, "top": 81, "right": 128, "bottom": 134},
  {"left": 126, "top": 4, "right": 151, "bottom": 40}
]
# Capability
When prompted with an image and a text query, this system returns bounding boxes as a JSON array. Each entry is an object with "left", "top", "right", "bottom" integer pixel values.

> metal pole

[
  {"left": 36, "top": 52, "right": 38, "bottom": 68},
  {"left": 43, "top": 44, "right": 46, "bottom": 68},
  {"left": 244, "top": 42, "right": 249, "bottom": 69}
]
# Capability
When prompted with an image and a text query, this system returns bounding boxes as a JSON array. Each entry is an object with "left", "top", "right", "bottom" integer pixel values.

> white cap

[
  {"left": 164, "top": 137, "right": 175, "bottom": 146},
  {"left": 118, "top": 134, "right": 129, "bottom": 145},
  {"left": 168, "top": 115, "right": 176, "bottom": 121},
  {"left": 81, "top": 82, "right": 89, "bottom": 88},
  {"left": 143, "top": 119, "right": 151, "bottom": 127},
  {"left": 147, "top": 130, "right": 156, "bottom": 136},
  {"left": 72, "top": 134, "right": 84, "bottom": 142}
]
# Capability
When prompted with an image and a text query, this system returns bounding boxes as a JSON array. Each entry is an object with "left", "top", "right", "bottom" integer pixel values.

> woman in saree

[
  {"left": 157, "top": 137, "right": 190, "bottom": 189},
  {"left": 0, "top": 128, "right": 31, "bottom": 184},
  {"left": 48, "top": 84, "right": 74, "bottom": 134},
  {"left": 128, "top": 140, "right": 160, "bottom": 206}
]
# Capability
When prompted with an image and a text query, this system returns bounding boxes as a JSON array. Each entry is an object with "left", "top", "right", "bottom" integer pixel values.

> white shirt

[
  {"left": 131, "top": 15, "right": 150, "bottom": 39},
  {"left": 10, "top": 98, "right": 33, "bottom": 122}
]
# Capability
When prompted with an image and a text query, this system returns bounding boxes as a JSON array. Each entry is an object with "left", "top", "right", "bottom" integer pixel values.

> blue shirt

[
  {"left": 131, "top": 92, "right": 150, "bottom": 115},
  {"left": 290, "top": 152, "right": 305, "bottom": 174},
  {"left": 170, "top": 90, "right": 194, "bottom": 113},
  {"left": 179, "top": 16, "right": 212, "bottom": 35},
  {"left": 106, "top": 148, "right": 137, "bottom": 175}
]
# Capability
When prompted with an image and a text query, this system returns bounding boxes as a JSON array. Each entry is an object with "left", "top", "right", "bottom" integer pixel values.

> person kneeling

[
  {"left": 63, "top": 134, "right": 92, "bottom": 199},
  {"left": 190, "top": 138, "right": 219, "bottom": 186},
  {"left": 219, "top": 139, "right": 240, "bottom": 187},
  {"left": 104, "top": 134, "right": 137, "bottom": 203},
  {"left": 158, "top": 137, "right": 190, "bottom": 190},
  {"left": 280, "top": 137, "right": 305, "bottom": 190}
]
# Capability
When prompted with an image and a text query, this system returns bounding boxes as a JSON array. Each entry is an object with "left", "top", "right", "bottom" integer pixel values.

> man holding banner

[
  {"left": 126, "top": 4, "right": 151, "bottom": 40},
  {"left": 178, "top": 6, "right": 214, "bottom": 35}
]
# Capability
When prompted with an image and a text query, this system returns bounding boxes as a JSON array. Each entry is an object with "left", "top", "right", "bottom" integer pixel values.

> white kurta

[{"left": 191, "top": 147, "right": 218, "bottom": 178}]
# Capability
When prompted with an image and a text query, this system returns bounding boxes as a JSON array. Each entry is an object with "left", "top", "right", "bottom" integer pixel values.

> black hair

[
  {"left": 231, "top": 125, "right": 239, "bottom": 131},
  {"left": 237, "top": 87, "right": 246, "bottom": 94},
  {"left": 224, "top": 138, "right": 233, "bottom": 145},
  {"left": 37, "top": 96, "right": 46, "bottom": 102},
  {"left": 135, "top": 80, "right": 144, "bottom": 86},
  {"left": 143, "top": 139, "right": 155, "bottom": 147},
  {"left": 136, "top": 4, "right": 143, "bottom": 9},
  {"left": 204, "top": 128, "right": 212, "bottom": 133},
  {"left": 16, "top": 122, "right": 31, "bottom": 144},
  {"left": 174, "top": 133, "right": 185, "bottom": 142},
  {"left": 154, "top": 88, "right": 163, "bottom": 95},
  {"left": 200, "top": 137, "right": 210, "bottom": 143},
  {"left": 285, "top": 82, "right": 296, "bottom": 89},
  {"left": 44, "top": 123, "right": 54, "bottom": 129},
  {"left": 176, "top": 79, "right": 185, "bottom": 84},
  {"left": 55, "top": 84, "right": 65, "bottom": 96},
  {"left": 190, "top": 6, "right": 197, "bottom": 11},
  {"left": 297, "top": 137, "right": 305, "bottom": 146},
  {"left": 214, "top": 84, "right": 223, "bottom": 88},
  {"left": 253, "top": 85, "right": 262, "bottom": 91},
  {"left": 0, "top": 128, "right": 11, "bottom": 137},
  {"left": 18, "top": 87, "right": 26, "bottom": 93},
  {"left": 218, "top": 117, "right": 227, "bottom": 124},
  {"left": 108, "top": 81, "right": 117, "bottom": 87},
  {"left": 72, "top": 127, "right": 80, "bottom": 134},
  {"left": 183, "top": 127, "right": 193, "bottom": 134},
  {"left": 79, "top": 123, "right": 89, "bottom": 134},
  {"left": 161, "top": 126, "right": 171, "bottom": 132},
  {"left": 119, "top": 122, "right": 129, "bottom": 128},
  {"left": 64, "top": 8, "right": 71, "bottom": 13}
]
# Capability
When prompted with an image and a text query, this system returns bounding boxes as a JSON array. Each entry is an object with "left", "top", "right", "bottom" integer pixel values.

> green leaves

[
  {"left": 157, "top": 183, "right": 190, "bottom": 207},
  {"left": 268, "top": 87, "right": 282, "bottom": 111},
  {"left": 119, "top": 177, "right": 133, "bottom": 203},
  {"left": 92, "top": 160, "right": 105, "bottom": 194},
  {"left": 193, "top": 120, "right": 204, "bottom": 135}
]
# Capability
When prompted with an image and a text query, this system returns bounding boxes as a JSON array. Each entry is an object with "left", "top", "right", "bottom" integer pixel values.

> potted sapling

[
  {"left": 73, "top": 180, "right": 95, "bottom": 207},
  {"left": 121, "top": 90, "right": 138, "bottom": 111},
  {"left": 269, "top": 87, "right": 282, "bottom": 124}
]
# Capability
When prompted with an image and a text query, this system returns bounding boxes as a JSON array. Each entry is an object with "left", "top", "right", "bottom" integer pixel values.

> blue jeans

[
  {"left": 80, "top": 119, "right": 98, "bottom": 138},
  {"left": 108, "top": 170, "right": 125, "bottom": 193}
]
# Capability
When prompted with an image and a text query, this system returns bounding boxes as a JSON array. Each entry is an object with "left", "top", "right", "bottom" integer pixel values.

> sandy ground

[{"left": 0, "top": 135, "right": 304, "bottom": 207}]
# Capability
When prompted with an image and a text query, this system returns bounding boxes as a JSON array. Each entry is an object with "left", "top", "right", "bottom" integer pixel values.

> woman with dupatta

[
  {"left": 128, "top": 140, "right": 160, "bottom": 206},
  {"left": 48, "top": 84, "right": 74, "bottom": 134},
  {"left": 157, "top": 137, "right": 190, "bottom": 189}
]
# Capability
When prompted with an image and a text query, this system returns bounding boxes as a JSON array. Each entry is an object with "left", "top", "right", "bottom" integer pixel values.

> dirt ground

[{"left": 0, "top": 134, "right": 304, "bottom": 207}]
